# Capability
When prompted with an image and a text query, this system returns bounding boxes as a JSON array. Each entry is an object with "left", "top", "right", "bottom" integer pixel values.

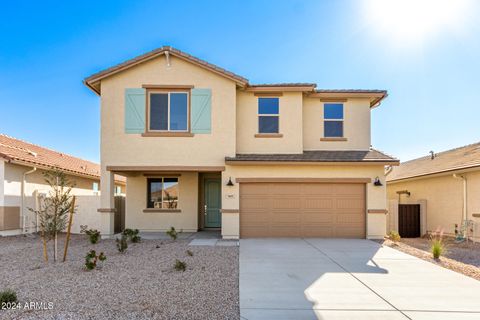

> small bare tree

[{"left": 29, "top": 169, "right": 76, "bottom": 262}]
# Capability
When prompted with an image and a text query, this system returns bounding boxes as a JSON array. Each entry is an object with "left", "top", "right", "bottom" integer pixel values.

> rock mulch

[
  {"left": 378, "top": 237, "right": 480, "bottom": 281},
  {"left": 0, "top": 234, "right": 239, "bottom": 320}
]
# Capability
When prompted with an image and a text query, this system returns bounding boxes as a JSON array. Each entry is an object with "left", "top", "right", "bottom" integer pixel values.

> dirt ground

[{"left": 378, "top": 236, "right": 480, "bottom": 281}]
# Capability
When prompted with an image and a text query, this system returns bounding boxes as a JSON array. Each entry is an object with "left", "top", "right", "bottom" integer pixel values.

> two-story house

[{"left": 84, "top": 46, "right": 398, "bottom": 239}]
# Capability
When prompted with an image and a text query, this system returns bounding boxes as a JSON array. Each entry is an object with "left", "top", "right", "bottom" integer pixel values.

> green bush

[
  {"left": 116, "top": 235, "right": 128, "bottom": 253},
  {"left": 122, "top": 228, "right": 141, "bottom": 243},
  {"left": 166, "top": 227, "right": 178, "bottom": 240},
  {"left": 431, "top": 239, "right": 444, "bottom": 259},
  {"left": 0, "top": 289, "right": 17, "bottom": 304},
  {"left": 84, "top": 250, "right": 106, "bottom": 270},
  {"left": 388, "top": 231, "right": 401, "bottom": 244},
  {"left": 81, "top": 226, "right": 101, "bottom": 244},
  {"left": 174, "top": 259, "right": 186, "bottom": 272}
]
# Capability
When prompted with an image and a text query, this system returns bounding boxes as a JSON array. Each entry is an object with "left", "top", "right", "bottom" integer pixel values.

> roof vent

[
  {"left": 430, "top": 151, "right": 435, "bottom": 160},
  {"left": 27, "top": 149, "right": 37, "bottom": 158}
]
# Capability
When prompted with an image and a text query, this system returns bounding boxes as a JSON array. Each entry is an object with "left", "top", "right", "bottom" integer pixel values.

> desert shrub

[
  {"left": 81, "top": 226, "right": 101, "bottom": 244},
  {"left": 84, "top": 250, "right": 106, "bottom": 270},
  {"left": 123, "top": 228, "right": 141, "bottom": 243},
  {"left": 186, "top": 250, "right": 193, "bottom": 257},
  {"left": 431, "top": 239, "right": 444, "bottom": 259},
  {"left": 0, "top": 289, "right": 17, "bottom": 304},
  {"left": 166, "top": 227, "right": 178, "bottom": 240},
  {"left": 174, "top": 259, "right": 186, "bottom": 272},
  {"left": 430, "top": 229, "right": 445, "bottom": 259},
  {"left": 388, "top": 231, "right": 401, "bottom": 244},
  {"left": 116, "top": 235, "right": 128, "bottom": 253}
]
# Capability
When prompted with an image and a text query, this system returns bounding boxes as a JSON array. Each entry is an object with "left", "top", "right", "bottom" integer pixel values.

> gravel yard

[
  {"left": 0, "top": 234, "right": 239, "bottom": 320},
  {"left": 378, "top": 236, "right": 480, "bottom": 281}
]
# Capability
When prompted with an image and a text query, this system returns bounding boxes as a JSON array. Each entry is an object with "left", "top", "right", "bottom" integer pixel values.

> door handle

[{"left": 204, "top": 205, "right": 207, "bottom": 215}]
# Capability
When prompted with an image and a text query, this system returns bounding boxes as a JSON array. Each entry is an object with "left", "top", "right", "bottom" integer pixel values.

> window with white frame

[
  {"left": 147, "top": 177, "right": 179, "bottom": 209},
  {"left": 258, "top": 97, "right": 279, "bottom": 133},
  {"left": 148, "top": 91, "right": 189, "bottom": 132},
  {"left": 324, "top": 103, "right": 344, "bottom": 137}
]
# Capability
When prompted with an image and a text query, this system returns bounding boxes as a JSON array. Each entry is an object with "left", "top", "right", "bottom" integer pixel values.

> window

[
  {"left": 324, "top": 103, "right": 344, "bottom": 137},
  {"left": 114, "top": 186, "right": 122, "bottom": 195},
  {"left": 258, "top": 98, "right": 279, "bottom": 133},
  {"left": 148, "top": 91, "right": 188, "bottom": 131},
  {"left": 92, "top": 182, "right": 99, "bottom": 193},
  {"left": 147, "top": 177, "right": 179, "bottom": 209}
]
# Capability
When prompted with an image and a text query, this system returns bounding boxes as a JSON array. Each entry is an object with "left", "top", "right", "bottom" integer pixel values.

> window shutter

[
  {"left": 191, "top": 89, "right": 211, "bottom": 134},
  {"left": 125, "top": 88, "right": 146, "bottom": 134}
]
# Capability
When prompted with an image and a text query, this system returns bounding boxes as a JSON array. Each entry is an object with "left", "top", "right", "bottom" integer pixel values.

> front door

[{"left": 204, "top": 178, "right": 221, "bottom": 228}]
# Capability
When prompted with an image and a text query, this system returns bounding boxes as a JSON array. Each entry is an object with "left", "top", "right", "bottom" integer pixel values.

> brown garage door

[{"left": 240, "top": 182, "right": 366, "bottom": 238}]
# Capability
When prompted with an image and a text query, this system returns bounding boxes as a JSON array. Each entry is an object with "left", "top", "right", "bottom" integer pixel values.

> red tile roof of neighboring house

[
  {"left": 387, "top": 142, "right": 480, "bottom": 182},
  {"left": 0, "top": 134, "right": 125, "bottom": 183}
]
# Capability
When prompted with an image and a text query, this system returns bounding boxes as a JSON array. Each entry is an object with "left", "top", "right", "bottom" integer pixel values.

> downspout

[
  {"left": 453, "top": 174, "right": 467, "bottom": 236},
  {"left": 22, "top": 167, "right": 37, "bottom": 233}
]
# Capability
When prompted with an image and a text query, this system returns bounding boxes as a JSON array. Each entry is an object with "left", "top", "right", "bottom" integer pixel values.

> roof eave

[{"left": 225, "top": 160, "right": 399, "bottom": 166}]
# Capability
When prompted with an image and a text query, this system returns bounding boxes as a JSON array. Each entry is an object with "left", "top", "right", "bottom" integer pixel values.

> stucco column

[
  {"left": 98, "top": 168, "right": 115, "bottom": 237},
  {"left": 0, "top": 160, "right": 5, "bottom": 206},
  {"left": 388, "top": 199, "right": 399, "bottom": 233}
]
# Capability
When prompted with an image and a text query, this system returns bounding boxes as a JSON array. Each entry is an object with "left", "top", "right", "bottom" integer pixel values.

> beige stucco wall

[
  {"left": 1, "top": 162, "right": 103, "bottom": 235},
  {"left": 303, "top": 97, "right": 371, "bottom": 151},
  {"left": 125, "top": 172, "right": 198, "bottom": 232},
  {"left": 387, "top": 170, "right": 480, "bottom": 237},
  {"left": 100, "top": 55, "right": 237, "bottom": 167},
  {"left": 236, "top": 91, "right": 303, "bottom": 154},
  {"left": 221, "top": 164, "right": 387, "bottom": 239}
]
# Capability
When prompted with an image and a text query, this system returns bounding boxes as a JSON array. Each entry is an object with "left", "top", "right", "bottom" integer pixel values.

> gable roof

[
  {"left": 83, "top": 46, "right": 388, "bottom": 106},
  {"left": 84, "top": 46, "right": 249, "bottom": 94},
  {"left": 387, "top": 142, "right": 480, "bottom": 182},
  {"left": 226, "top": 149, "right": 398, "bottom": 164},
  {"left": 0, "top": 134, "right": 125, "bottom": 183}
]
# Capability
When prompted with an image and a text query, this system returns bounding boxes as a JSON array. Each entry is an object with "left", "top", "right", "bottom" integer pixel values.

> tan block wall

[
  {"left": 387, "top": 170, "right": 480, "bottom": 236},
  {"left": 236, "top": 91, "right": 303, "bottom": 154},
  {"left": 2, "top": 163, "right": 106, "bottom": 234},
  {"left": 303, "top": 97, "right": 371, "bottom": 151},
  {"left": 221, "top": 164, "right": 387, "bottom": 239},
  {"left": 125, "top": 172, "right": 198, "bottom": 232},
  {"left": 100, "top": 55, "right": 237, "bottom": 167}
]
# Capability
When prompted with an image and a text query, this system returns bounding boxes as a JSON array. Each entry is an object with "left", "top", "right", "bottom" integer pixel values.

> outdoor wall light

[
  {"left": 373, "top": 176, "right": 383, "bottom": 186},
  {"left": 226, "top": 177, "right": 234, "bottom": 186}
]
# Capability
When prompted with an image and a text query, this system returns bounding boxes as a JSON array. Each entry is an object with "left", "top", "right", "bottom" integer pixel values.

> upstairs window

[
  {"left": 147, "top": 177, "right": 179, "bottom": 209},
  {"left": 148, "top": 91, "right": 188, "bottom": 131},
  {"left": 324, "top": 103, "right": 344, "bottom": 137},
  {"left": 258, "top": 98, "right": 279, "bottom": 133}
]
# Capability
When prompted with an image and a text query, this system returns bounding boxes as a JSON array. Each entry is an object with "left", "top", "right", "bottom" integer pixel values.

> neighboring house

[
  {"left": 0, "top": 134, "right": 125, "bottom": 236},
  {"left": 84, "top": 46, "right": 398, "bottom": 239},
  {"left": 386, "top": 143, "right": 480, "bottom": 242}
]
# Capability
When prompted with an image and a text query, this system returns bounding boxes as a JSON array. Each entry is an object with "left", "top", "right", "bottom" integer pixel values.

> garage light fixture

[
  {"left": 373, "top": 176, "right": 383, "bottom": 186},
  {"left": 226, "top": 177, "right": 234, "bottom": 186}
]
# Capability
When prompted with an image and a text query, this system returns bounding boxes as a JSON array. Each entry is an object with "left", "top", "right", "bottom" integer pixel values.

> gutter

[
  {"left": 453, "top": 174, "right": 468, "bottom": 237},
  {"left": 22, "top": 167, "right": 37, "bottom": 233}
]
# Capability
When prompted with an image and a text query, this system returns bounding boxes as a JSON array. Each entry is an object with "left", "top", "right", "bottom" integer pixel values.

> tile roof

[
  {"left": 225, "top": 149, "right": 398, "bottom": 163},
  {"left": 314, "top": 89, "right": 387, "bottom": 94},
  {"left": 248, "top": 83, "right": 317, "bottom": 88},
  {"left": 0, "top": 134, "right": 125, "bottom": 183},
  {"left": 83, "top": 46, "right": 387, "bottom": 103},
  {"left": 387, "top": 142, "right": 480, "bottom": 182},
  {"left": 84, "top": 46, "right": 248, "bottom": 93}
]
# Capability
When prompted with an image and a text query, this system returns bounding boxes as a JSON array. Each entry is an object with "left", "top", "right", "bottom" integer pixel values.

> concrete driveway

[{"left": 240, "top": 239, "right": 480, "bottom": 320}]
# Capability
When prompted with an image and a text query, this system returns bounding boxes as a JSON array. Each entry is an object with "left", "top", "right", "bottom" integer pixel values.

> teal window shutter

[
  {"left": 125, "top": 88, "right": 146, "bottom": 133},
  {"left": 191, "top": 88, "right": 211, "bottom": 134}
]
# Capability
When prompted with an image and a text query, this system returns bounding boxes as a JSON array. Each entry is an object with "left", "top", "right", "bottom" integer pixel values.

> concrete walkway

[{"left": 240, "top": 238, "right": 480, "bottom": 320}]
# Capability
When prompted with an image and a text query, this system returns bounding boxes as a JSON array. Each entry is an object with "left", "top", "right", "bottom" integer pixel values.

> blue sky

[{"left": 1, "top": 0, "right": 479, "bottom": 163}]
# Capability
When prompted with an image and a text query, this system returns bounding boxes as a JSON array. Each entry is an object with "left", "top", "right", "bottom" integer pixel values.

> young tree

[{"left": 29, "top": 169, "right": 76, "bottom": 262}]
